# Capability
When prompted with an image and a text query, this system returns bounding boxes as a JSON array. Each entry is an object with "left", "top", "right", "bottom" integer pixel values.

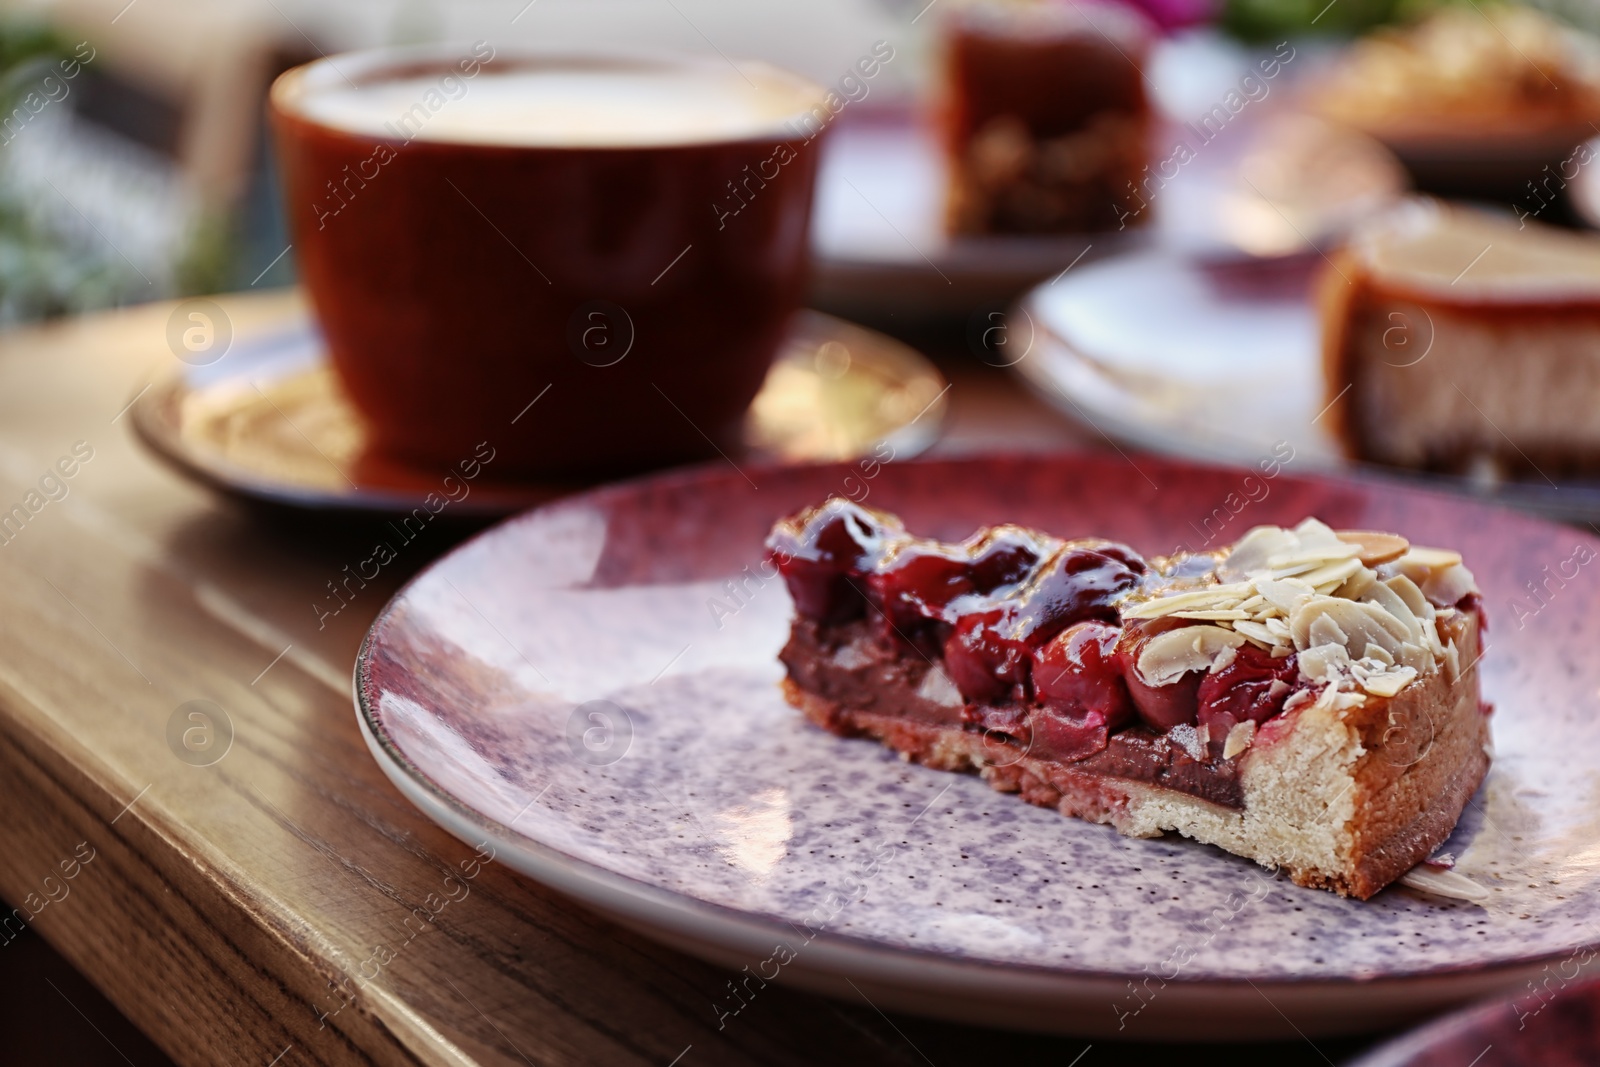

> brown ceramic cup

[{"left": 269, "top": 45, "right": 827, "bottom": 477}]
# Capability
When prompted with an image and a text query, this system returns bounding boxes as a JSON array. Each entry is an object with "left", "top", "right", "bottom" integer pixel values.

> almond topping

[
  {"left": 1222, "top": 719, "right": 1257, "bottom": 759},
  {"left": 1337, "top": 530, "right": 1410, "bottom": 566},
  {"left": 1123, "top": 584, "right": 1252, "bottom": 619},
  {"left": 1403, "top": 546, "right": 1463, "bottom": 569},
  {"left": 1135, "top": 625, "right": 1246, "bottom": 687},
  {"left": 1399, "top": 865, "right": 1489, "bottom": 904}
]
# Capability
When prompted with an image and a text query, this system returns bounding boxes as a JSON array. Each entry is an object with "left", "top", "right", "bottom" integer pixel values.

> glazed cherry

[
  {"left": 964, "top": 528, "right": 1046, "bottom": 596},
  {"left": 943, "top": 610, "right": 1032, "bottom": 704},
  {"left": 1028, "top": 705, "right": 1112, "bottom": 762},
  {"left": 767, "top": 498, "right": 904, "bottom": 623},
  {"left": 1086, "top": 542, "right": 1148, "bottom": 575},
  {"left": 1026, "top": 620, "right": 1134, "bottom": 760},
  {"left": 1001, "top": 545, "right": 1145, "bottom": 650},
  {"left": 1115, "top": 620, "right": 1203, "bottom": 731},
  {"left": 1196, "top": 644, "right": 1300, "bottom": 737},
  {"left": 936, "top": 544, "right": 1144, "bottom": 702},
  {"left": 868, "top": 527, "right": 1043, "bottom": 637},
  {"left": 867, "top": 547, "right": 971, "bottom": 635},
  {"left": 1031, "top": 622, "right": 1134, "bottom": 730}
]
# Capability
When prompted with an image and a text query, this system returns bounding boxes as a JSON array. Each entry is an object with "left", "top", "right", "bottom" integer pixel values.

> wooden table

[{"left": 0, "top": 290, "right": 1377, "bottom": 1066}]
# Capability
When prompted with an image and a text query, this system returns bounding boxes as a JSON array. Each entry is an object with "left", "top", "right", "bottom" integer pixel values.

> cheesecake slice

[
  {"left": 1321, "top": 198, "right": 1600, "bottom": 479},
  {"left": 768, "top": 499, "right": 1489, "bottom": 899}
]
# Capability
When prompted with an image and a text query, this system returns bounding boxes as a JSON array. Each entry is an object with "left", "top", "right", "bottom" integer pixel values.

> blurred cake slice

[
  {"left": 1320, "top": 198, "right": 1600, "bottom": 477},
  {"left": 1305, "top": 5, "right": 1600, "bottom": 196},
  {"left": 942, "top": 0, "right": 1152, "bottom": 234}
]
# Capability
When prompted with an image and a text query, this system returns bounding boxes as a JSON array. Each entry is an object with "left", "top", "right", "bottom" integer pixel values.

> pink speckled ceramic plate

[{"left": 355, "top": 454, "right": 1600, "bottom": 1039}]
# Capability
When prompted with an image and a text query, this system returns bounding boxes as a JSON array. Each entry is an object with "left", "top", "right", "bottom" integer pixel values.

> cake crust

[{"left": 783, "top": 612, "right": 1486, "bottom": 899}]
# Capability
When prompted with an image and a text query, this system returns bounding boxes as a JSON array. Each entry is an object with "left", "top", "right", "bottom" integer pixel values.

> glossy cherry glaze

[
  {"left": 766, "top": 498, "right": 908, "bottom": 623},
  {"left": 768, "top": 497, "right": 1270, "bottom": 762}
]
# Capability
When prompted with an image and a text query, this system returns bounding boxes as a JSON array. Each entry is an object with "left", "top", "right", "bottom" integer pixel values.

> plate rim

[{"left": 352, "top": 451, "right": 1600, "bottom": 998}]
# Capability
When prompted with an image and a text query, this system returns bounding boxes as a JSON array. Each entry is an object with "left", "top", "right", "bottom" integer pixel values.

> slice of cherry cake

[{"left": 767, "top": 499, "right": 1490, "bottom": 899}]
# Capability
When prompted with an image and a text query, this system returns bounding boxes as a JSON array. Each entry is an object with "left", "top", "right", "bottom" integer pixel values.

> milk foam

[{"left": 288, "top": 60, "right": 822, "bottom": 147}]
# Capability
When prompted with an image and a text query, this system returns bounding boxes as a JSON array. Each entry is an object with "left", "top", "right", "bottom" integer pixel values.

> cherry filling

[
  {"left": 1115, "top": 619, "right": 1206, "bottom": 732},
  {"left": 1026, "top": 622, "right": 1136, "bottom": 761},
  {"left": 768, "top": 498, "right": 1308, "bottom": 765},
  {"left": 1197, "top": 645, "right": 1300, "bottom": 729},
  {"left": 767, "top": 499, "right": 907, "bottom": 623},
  {"left": 937, "top": 544, "right": 1146, "bottom": 704},
  {"left": 867, "top": 527, "right": 1044, "bottom": 652}
]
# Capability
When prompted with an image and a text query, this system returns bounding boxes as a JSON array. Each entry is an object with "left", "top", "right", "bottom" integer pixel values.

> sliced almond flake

[
  {"left": 1334, "top": 568, "right": 1378, "bottom": 601},
  {"left": 1292, "top": 517, "right": 1345, "bottom": 547},
  {"left": 1172, "top": 609, "right": 1252, "bottom": 621},
  {"left": 1236, "top": 594, "right": 1268, "bottom": 613},
  {"left": 1361, "top": 581, "right": 1424, "bottom": 643},
  {"left": 1256, "top": 577, "right": 1317, "bottom": 614},
  {"left": 1335, "top": 530, "right": 1410, "bottom": 566},
  {"left": 1233, "top": 619, "right": 1279, "bottom": 645},
  {"left": 1292, "top": 596, "right": 1411, "bottom": 656},
  {"left": 1210, "top": 644, "right": 1239, "bottom": 673},
  {"left": 1267, "top": 560, "right": 1323, "bottom": 579},
  {"left": 1362, "top": 641, "right": 1395, "bottom": 667},
  {"left": 1385, "top": 575, "right": 1434, "bottom": 621},
  {"left": 1297, "top": 557, "right": 1364, "bottom": 589},
  {"left": 1195, "top": 723, "right": 1211, "bottom": 747},
  {"left": 1266, "top": 543, "right": 1361, "bottom": 570},
  {"left": 1399, "top": 865, "right": 1489, "bottom": 904},
  {"left": 1307, "top": 612, "right": 1351, "bottom": 649},
  {"left": 1135, "top": 625, "right": 1246, "bottom": 686},
  {"left": 1123, "top": 585, "right": 1252, "bottom": 618},
  {"left": 1404, "top": 546, "right": 1464, "bottom": 569},
  {"left": 1218, "top": 526, "right": 1299, "bottom": 579},
  {"left": 1222, "top": 719, "right": 1257, "bottom": 760},
  {"left": 1283, "top": 689, "right": 1316, "bottom": 713},
  {"left": 1357, "top": 666, "right": 1416, "bottom": 698},
  {"left": 1264, "top": 617, "right": 1292, "bottom": 637},
  {"left": 1421, "top": 562, "right": 1479, "bottom": 607}
]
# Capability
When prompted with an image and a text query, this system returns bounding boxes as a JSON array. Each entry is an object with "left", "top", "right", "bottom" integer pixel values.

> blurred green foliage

[
  {"left": 0, "top": 185, "right": 144, "bottom": 322},
  {"left": 0, "top": 20, "right": 133, "bottom": 324},
  {"left": 0, "top": 17, "right": 240, "bottom": 325},
  {"left": 1220, "top": 0, "right": 1454, "bottom": 40},
  {"left": 0, "top": 20, "right": 68, "bottom": 82},
  {"left": 174, "top": 210, "right": 239, "bottom": 298}
]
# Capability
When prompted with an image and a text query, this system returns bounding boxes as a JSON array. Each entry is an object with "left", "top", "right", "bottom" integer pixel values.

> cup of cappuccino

[{"left": 269, "top": 45, "right": 828, "bottom": 477}]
